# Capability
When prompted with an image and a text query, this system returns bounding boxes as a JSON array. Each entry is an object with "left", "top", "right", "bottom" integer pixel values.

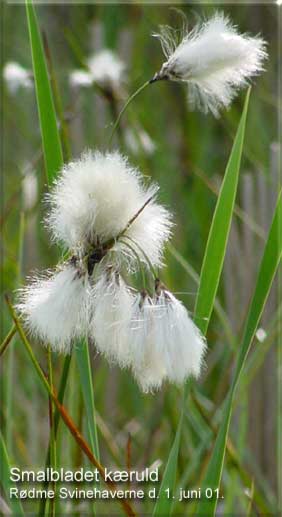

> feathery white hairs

[
  {"left": 109, "top": 11, "right": 267, "bottom": 143},
  {"left": 17, "top": 150, "right": 206, "bottom": 392},
  {"left": 152, "top": 12, "right": 267, "bottom": 116}
]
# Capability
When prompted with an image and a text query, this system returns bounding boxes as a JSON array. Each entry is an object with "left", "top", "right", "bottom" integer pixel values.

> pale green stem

[
  {"left": 108, "top": 80, "right": 151, "bottom": 148},
  {"left": 47, "top": 345, "right": 56, "bottom": 517}
]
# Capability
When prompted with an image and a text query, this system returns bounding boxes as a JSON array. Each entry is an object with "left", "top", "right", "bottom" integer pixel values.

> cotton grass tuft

[{"left": 153, "top": 12, "right": 267, "bottom": 116}]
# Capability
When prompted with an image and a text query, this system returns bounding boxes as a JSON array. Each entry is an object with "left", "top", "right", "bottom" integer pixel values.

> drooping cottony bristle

[
  {"left": 16, "top": 264, "right": 90, "bottom": 353},
  {"left": 89, "top": 270, "right": 134, "bottom": 367},
  {"left": 130, "top": 292, "right": 166, "bottom": 392},
  {"left": 128, "top": 288, "right": 206, "bottom": 392},
  {"left": 154, "top": 12, "right": 268, "bottom": 116}
]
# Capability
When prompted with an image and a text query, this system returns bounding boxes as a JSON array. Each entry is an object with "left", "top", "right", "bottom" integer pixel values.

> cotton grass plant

[{"left": 1, "top": 4, "right": 280, "bottom": 517}]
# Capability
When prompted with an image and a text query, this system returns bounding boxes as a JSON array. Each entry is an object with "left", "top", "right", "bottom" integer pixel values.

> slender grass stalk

[
  {"left": 246, "top": 480, "right": 255, "bottom": 516},
  {"left": 152, "top": 89, "right": 251, "bottom": 517},
  {"left": 152, "top": 407, "right": 184, "bottom": 516},
  {"left": 5, "top": 212, "right": 25, "bottom": 454},
  {"left": 75, "top": 339, "right": 100, "bottom": 459},
  {"left": 193, "top": 166, "right": 266, "bottom": 241},
  {"left": 196, "top": 190, "right": 282, "bottom": 515},
  {"left": 47, "top": 345, "right": 56, "bottom": 517},
  {"left": 26, "top": 1, "right": 63, "bottom": 183},
  {"left": 75, "top": 340, "right": 99, "bottom": 516},
  {"left": 191, "top": 392, "right": 272, "bottom": 513},
  {"left": 0, "top": 431, "right": 24, "bottom": 516},
  {"left": 39, "top": 354, "right": 72, "bottom": 517},
  {"left": 167, "top": 243, "right": 235, "bottom": 348},
  {"left": 5, "top": 297, "right": 136, "bottom": 517},
  {"left": 194, "top": 89, "right": 251, "bottom": 335},
  {"left": 108, "top": 80, "right": 151, "bottom": 147},
  {"left": 42, "top": 31, "right": 71, "bottom": 162},
  {"left": 0, "top": 325, "right": 16, "bottom": 357}
]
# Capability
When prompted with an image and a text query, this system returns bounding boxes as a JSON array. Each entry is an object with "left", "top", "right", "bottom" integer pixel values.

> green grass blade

[
  {"left": 75, "top": 340, "right": 100, "bottom": 460},
  {"left": 5, "top": 212, "right": 25, "bottom": 454},
  {"left": 0, "top": 432, "right": 24, "bottom": 516},
  {"left": 196, "top": 190, "right": 282, "bottom": 515},
  {"left": 152, "top": 411, "right": 183, "bottom": 516},
  {"left": 168, "top": 244, "right": 234, "bottom": 348},
  {"left": 26, "top": 0, "right": 63, "bottom": 183},
  {"left": 194, "top": 89, "right": 251, "bottom": 335},
  {"left": 26, "top": 5, "right": 63, "bottom": 513},
  {"left": 153, "top": 92, "right": 250, "bottom": 517}
]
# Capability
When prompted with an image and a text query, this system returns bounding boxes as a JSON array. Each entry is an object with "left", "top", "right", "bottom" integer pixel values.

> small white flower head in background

[
  {"left": 255, "top": 327, "right": 267, "bottom": 343},
  {"left": 69, "top": 69, "right": 93, "bottom": 88},
  {"left": 69, "top": 49, "right": 126, "bottom": 95},
  {"left": 3, "top": 62, "right": 33, "bottom": 94},
  {"left": 87, "top": 49, "right": 126, "bottom": 92},
  {"left": 152, "top": 12, "right": 268, "bottom": 116},
  {"left": 124, "top": 127, "right": 156, "bottom": 157},
  {"left": 46, "top": 150, "right": 172, "bottom": 270},
  {"left": 22, "top": 170, "right": 38, "bottom": 211},
  {"left": 16, "top": 260, "right": 90, "bottom": 354}
]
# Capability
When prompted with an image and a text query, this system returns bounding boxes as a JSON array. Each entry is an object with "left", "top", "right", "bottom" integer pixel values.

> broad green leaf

[
  {"left": 0, "top": 432, "right": 24, "bottom": 515},
  {"left": 26, "top": 0, "right": 63, "bottom": 183},
  {"left": 154, "top": 91, "right": 250, "bottom": 517},
  {"left": 194, "top": 89, "right": 251, "bottom": 335},
  {"left": 75, "top": 340, "right": 100, "bottom": 460},
  {"left": 196, "top": 190, "right": 281, "bottom": 515}
]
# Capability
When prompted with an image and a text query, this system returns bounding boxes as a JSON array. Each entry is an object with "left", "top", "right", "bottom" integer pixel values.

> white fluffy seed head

[
  {"left": 3, "top": 62, "right": 33, "bottom": 93},
  {"left": 155, "top": 288, "right": 207, "bottom": 383},
  {"left": 87, "top": 49, "right": 125, "bottom": 92},
  {"left": 46, "top": 150, "right": 172, "bottom": 269},
  {"left": 16, "top": 263, "right": 90, "bottom": 353},
  {"left": 89, "top": 270, "right": 134, "bottom": 367},
  {"left": 115, "top": 200, "right": 173, "bottom": 271},
  {"left": 128, "top": 286, "right": 206, "bottom": 392},
  {"left": 130, "top": 292, "right": 167, "bottom": 393},
  {"left": 154, "top": 12, "right": 267, "bottom": 116}
]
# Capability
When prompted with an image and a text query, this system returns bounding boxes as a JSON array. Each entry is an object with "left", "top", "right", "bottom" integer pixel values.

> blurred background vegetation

[{"left": 1, "top": 2, "right": 280, "bottom": 515}]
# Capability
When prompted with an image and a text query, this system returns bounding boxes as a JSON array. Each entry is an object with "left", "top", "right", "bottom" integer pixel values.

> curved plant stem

[
  {"left": 39, "top": 354, "right": 72, "bottom": 517},
  {"left": 0, "top": 325, "right": 16, "bottom": 357},
  {"left": 121, "top": 235, "right": 157, "bottom": 279},
  {"left": 108, "top": 80, "right": 151, "bottom": 147},
  {"left": 118, "top": 238, "right": 146, "bottom": 288}
]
